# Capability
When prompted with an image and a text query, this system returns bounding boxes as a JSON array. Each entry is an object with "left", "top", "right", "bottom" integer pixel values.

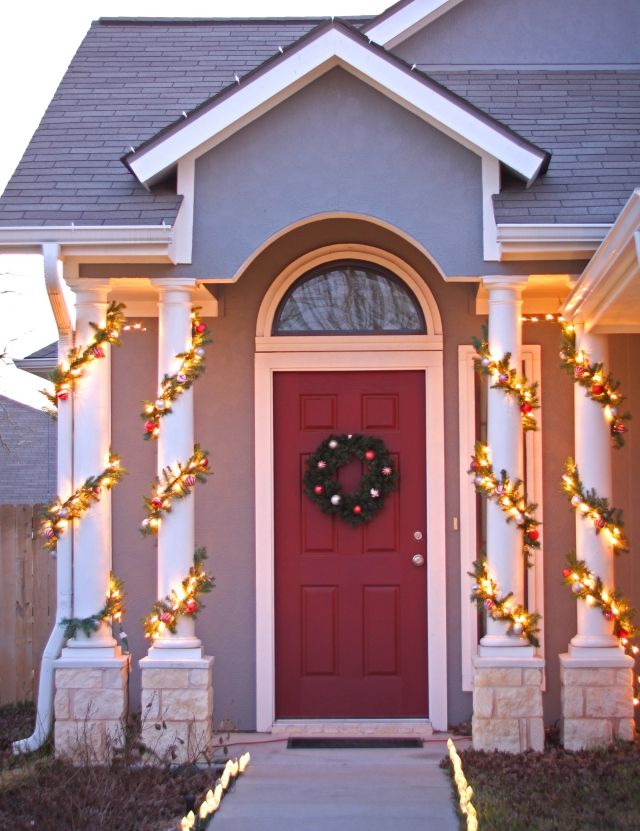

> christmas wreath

[{"left": 303, "top": 433, "right": 398, "bottom": 525}]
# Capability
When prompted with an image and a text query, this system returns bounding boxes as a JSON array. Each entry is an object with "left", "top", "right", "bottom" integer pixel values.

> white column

[
  {"left": 65, "top": 282, "right": 116, "bottom": 654},
  {"left": 479, "top": 277, "right": 531, "bottom": 655},
  {"left": 569, "top": 329, "right": 619, "bottom": 652},
  {"left": 148, "top": 279, "right": 202, "bottom": 658}
]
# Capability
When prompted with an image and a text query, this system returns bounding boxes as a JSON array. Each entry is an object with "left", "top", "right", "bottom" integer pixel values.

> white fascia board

[
  {"left": 497, "top": 223, "right": 611, "bottom": 261},
  {"left": 364, "top": 0, "right": 466, "bottom": 49},
  {"left": 0, "top": 225, "right": 173, "bottom": 259},
  {"left": 127, "top": 27, "right": 545, "bottom": 186},
  {"left": 562, "top": 190, "right": 640, "bottom": 328}
]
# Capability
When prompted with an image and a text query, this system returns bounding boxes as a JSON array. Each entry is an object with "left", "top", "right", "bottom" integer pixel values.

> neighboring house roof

[{"left": 15, "top": 341, "right": 57, "bottom": 378}]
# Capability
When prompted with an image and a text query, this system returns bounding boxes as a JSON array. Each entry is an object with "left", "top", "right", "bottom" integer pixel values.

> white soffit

[
  {"left": 363, "top": 0, "right": 466, "bottom": 49},
  {"left": 125, "top": 24, "right": 547, "bottom": 187},
  {"left": 497, "top": 224, "right": 612, "bottom": 261}
]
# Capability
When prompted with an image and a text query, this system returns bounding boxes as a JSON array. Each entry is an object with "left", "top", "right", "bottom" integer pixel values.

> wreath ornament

[{"left": 303, "top": 433, "right": 399, "bottom": 525}]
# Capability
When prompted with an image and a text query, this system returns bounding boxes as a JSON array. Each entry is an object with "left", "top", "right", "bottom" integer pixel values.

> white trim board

[
  {"left": 364, "top": 0, "right": 466, "bottom": 49},
  {"left": 126, "top": 23, "right": 547, "bottom": 187}
]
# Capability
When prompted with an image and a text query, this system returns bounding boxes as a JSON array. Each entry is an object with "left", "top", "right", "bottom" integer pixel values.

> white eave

[
  {"left": 0, "top": 224, "right": 174, "bottom": 261},
  {"left": 363, "top": 0, "right": 466, "bottom": 49},
  {"left": 497, "top": 223, "right": 612, "bottom": 261},
  {"left": 125, "top": 22, "right": 547, "bottom": 188},
  {"left": 562, "top": 190, "right": 640, "bottom": 333}
]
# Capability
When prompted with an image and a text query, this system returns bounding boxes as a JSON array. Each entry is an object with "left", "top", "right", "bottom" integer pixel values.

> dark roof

[
  {"left": 428, "top": 69, "right": 640, "bottom": 224},
  {"left": 24, "top": 342, "right": 57, "bottom": 361},
  {"left": 0, "top": 396, "right": 56, "bottom": 504}
]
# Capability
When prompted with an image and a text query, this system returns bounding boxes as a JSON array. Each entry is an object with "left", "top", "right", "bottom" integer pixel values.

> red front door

[{"left": 274, "top": 370, "right": 428, "bottom": 719}]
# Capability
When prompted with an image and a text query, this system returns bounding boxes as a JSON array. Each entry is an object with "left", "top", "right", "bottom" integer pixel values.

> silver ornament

[
  {"left": 328, "top": 440, "right": 338, "bottom": 449},
  {"left": 512, "top": 623, "right": 523, "bottom": 635},
  {"left": 571, "top": 582, "right": 582, "bottom": 594},
  {"left": 330, "top": 494, "right": 341, "bottom": 506},
  {"left": 481, "top": 357, "right": 490, "bottom": 367}
]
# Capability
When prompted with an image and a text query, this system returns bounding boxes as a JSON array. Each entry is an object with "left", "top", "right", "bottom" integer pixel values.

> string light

[
  {"left": 447, "top": 739, "right": 478, "bottom": 831},
  {"left": 141, "top": 307, "right": 211, "bottom": 440},
  {"left": 559, "top": 321, "right": 630, "bottom": 448},
  {"left": 60, "top": 572, "right": 126, "bottom": 640},
  {"left": 123, "top": 322, "right": 147, "bottom": 332},
  {"left": 472, "top": 326, "right": 540, "bottom": 431},
  {"left": 140, "top": 445, "right": 211, "bottom": 535},
  {"left": 143, "top": 548, "right": 214, "bottom": 640},
  {"left": 521, "top": 313, "right": 565, "bottom": 323},
  {"left": 41, "top": 454, "right": 127, "bottom": 550},
  {"left": 469, "top": 442, "right": 541, "bottom": 566},
  {"left": 180, "top": 753, "right": 251, "bottom": 831},
  {"left": 561, "top": 458, "right": 628, "bottom": 552},
  {"left": 470, "top": 558, "right": 541, "bottom": 646},
  {"left": 42, "top": 301, "right": 126, "bottom": 407}
]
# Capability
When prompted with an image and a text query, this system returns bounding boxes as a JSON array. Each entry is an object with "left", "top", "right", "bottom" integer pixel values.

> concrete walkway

[{"left": 209, "top": 736, "right": 462, "bottom": 830}]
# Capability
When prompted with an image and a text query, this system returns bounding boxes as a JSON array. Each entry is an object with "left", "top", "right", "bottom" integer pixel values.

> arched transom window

[{"left": 272, "top": 260, "right": 427, "bottom": 335}]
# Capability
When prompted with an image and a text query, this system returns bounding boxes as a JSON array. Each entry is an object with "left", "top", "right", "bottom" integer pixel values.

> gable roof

[
  {"left": 124, "top": 19, "right": 548, "bottom": 187},
  {"left": 363, "top": 0, "right": 465, "bottom": 48}
]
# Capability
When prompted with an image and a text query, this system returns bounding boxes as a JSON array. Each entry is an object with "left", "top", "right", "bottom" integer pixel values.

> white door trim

[{"left": 254, "top": 349, "right": 447, "bottom": 732}]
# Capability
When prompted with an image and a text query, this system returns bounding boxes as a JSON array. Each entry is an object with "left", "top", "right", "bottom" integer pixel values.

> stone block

[
  {"left": 473, "top": 686, "right": 494, "bottom": 718},
  {"left": 475, "top": 668, "right": 522, "bottom": 687},
  {"left": 527, "top": 718, "right": 545, "bottom": 752},
  {"left": 472, "top": 717, "right": 522, "bottom": 753},
  {"left": 102, "top": 667, "right": 127, "bottom": 689},
  {"left": 585, "top": 685, "right": 633, "bottom": 719},
  {"left": 562, "top": 718, "right": 612, "bottom": 751},
  {"left": 142, "top": 668, "right": 190, "bottom": 689},
  {"left": 561, "top": 685, "right": 584, "bottom": 718},
  {"left": 55, "top": 719, "right": 106, "bottom": 761},
  {"left": 55, "top": 668, "right": 103, "bottom": 689},
  {"left": 494, "top": 686, "right": 543, "bottom": 718},
  {"left": 72, "top": 688, "right": 126, "bottom": 721},
  {"left": 189, "top": 669, "right": 210, "bottom": 687},
  {"left": 141, "top": 689, "right": 160, "bottom": 721},
  {"left": 563, "top": 667, "right": 615, "bottom": 687},
  {"left": 615, "top": 719, "right": 635, "bottom": 742},
  {"left": 54, "top": 688, "right": 70, "bottom": 720},
  {"left": 523, "top": 669, "right": 543, "bottom": 686},
  {"left": 616, "top": 668, "right": 634, "bottom": 686},
  {"left": 142, "top": 721, "right": 190, "bottom": 762},
  {"left": 160, "top": 687, "right": 210, "bottom": 722}
]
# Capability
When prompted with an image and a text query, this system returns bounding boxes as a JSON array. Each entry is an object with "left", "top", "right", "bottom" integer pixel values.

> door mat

[{"left": 287, "top": 738, "right": 423, "bottom": 749}]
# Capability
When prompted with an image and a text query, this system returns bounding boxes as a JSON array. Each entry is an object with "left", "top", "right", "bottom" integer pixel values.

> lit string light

[
  {"left": 41, "top": 454, "right": 126, "bottom": 550},
  {"left": 141, "top": 307, "right": 211, "bottom": 440},
  {"left": 42, "top": 301, "right": 126, "bottom": 407},
  {"left": 447, "top": 739, "right": 478, "bottom": 831},
  {"left": 140, "top": 445, "right": 211, "bottom": 535},
  {"left": 559, "top": 321, "right": 630, "bottom": 448},
  {"left": 60, "top": 572, "right": 126, "bottom": 641},
  {"left": 521, "top": 313, "right": 565, "bottom": 323},
  {"left": 470, "top": 557, "right": 541, "bottom": 646},
  {"left": 143, "top": 548, "right": 214, "bottom": 640},
  {"left": 469, "top": 442, "right": 541, "bottom": 566},
  {"left": 180, "top": 753, "right": 251, "bottom": 830},
  {"left": 561, "top": 458, "right": 628, "bottom": 552},
  {"left": 472, "top": 326, "right": 540, "bottom": 431}
]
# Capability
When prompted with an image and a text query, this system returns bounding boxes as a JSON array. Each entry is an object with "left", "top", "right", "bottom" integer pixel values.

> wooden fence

[{"left": 0, "top": 505, "right": 56, "bottom": 706}]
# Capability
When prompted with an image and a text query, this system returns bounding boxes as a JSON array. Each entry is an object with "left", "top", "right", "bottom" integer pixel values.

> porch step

[{"left": 272, "top": 719, "right": 433, "bottom": 739}]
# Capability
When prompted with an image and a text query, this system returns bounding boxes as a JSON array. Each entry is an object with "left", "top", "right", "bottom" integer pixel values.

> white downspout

[{"left": 13, "top": 243, "right": 73, "bottom": 754}]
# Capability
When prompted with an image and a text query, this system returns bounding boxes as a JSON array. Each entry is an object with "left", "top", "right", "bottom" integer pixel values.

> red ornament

[
  {"left": 527, "top": 528, "right": 539, "bottom": 542},
  {"left": 194, "top": 323, "right": 207, "bottom": 334},
  {"left": 353, "top": 505, "right": 362, "bottom": 515},
  {"left": 484, "top": 599, "right": 494, "bottom": 610},
  {"left": 314, "top": 485, "right": 324, "bottom": 495},
  {"left": 144, "top": 420, "right": 157, "bottom": 434},
  {"left": 93, "top": 486, "right": 102, "bottom": 496},
  {"left": 185, "top": 599, "right": 199, "bottom": 614},
  {"left": 498, "top": 373, "right": 509, "bottom": 384},
  {"left": 382, "top": 466, "right": 393, "bottom": 477},
  {"left": 200, "top": 457, "right": 209, "bottom": 469},
  {"left": 618, "top": 627, "right": 629, "bottom": 639},
  {"left": 43, "top": 527, "right": 55, "bottom": 539},
  {"left": 595, "top": 517, "right": 606, "bottom": 529},
  {"left": 613, "top": 422, "right": 627, "bottom": 434},
  {"left": 57, "top": 390, "right": 69, "bottom": 401},
  {"left": 591, "top": 383, "right": 604, "bottom": 396},
  {"left": 151, "top": 497, "right": 163, "bottom": 509},
  {"left": 562, "top": 568, "right": 572, "bottom": 578},
  {"left": 92, "top": 346, "right": 105, "bottom": 359},
  {"left": 160, "top": 611, "right": 173, "bottom": 624},
  {"left": 184, "top": 474, "right": 197, "bottom": 487},
  {"left": 520, "top": 401, "right": 533, "bottom": 414},
  {"left": 364, "top": 450, "right": 376, "bottom": 461},
  {"left": 574, "top": 365, "right": 586, "bottom": 378},
  {"left": 317, "top": 460, "right": 327, "bottom": 469},
  {"left": 470, "top": 459, "right": 479, "bottom": 471},
  {"left": 605, "top": 610, "right": 614, "bottom": 621}
]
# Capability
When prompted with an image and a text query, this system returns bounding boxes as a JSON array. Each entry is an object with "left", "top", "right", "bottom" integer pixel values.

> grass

[
  {"left": 444, "top": 741, "right": 640, "bottom": 831},
  {"left": 0, "top": 703, "right": 220, "bottom": 831}
]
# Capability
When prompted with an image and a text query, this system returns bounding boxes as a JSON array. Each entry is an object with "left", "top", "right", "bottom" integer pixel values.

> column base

[
  {"left": 472, "top": 656, "right": 545, "bottom": 753},
  {"left": 560, "top": 652, "right": 635, "bottom": 751},
  {"left": 54, "top": 650, "right": 130, "bottom": 761},
  {"left": 140, "top": 655, "right": 214, "bottom": 764}
]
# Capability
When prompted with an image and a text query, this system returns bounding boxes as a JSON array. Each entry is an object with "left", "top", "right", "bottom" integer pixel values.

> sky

[{"left": 0, "top": 0, "right": 390, "bottom": 360}]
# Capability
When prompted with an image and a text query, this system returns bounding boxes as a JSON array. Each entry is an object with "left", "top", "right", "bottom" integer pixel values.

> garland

[
  {"left": 140, "top": 445, "right": 211, "bottom": 535},
  {"left": 472, "top": 326, "right": 539, "bottom": 431},
  {"left": 41, "top": 454, "right": 126, "bottom": 550},
  {"left": 561, "top": 458, "right": 628, "bottom": 552},
  {"left": 559, "top": 321, "right": 630, "bottom": 448},
  {"left": 60, "top": 572, "right": 125, "bottom": 640},
  {"left": 469, "top": 558, "right": 541, "bottom": 646},
  {"left": 303, "top": 433, "right": 398, "bottom": 525},
  {"left": 469, "top": 442, "right": 541, "bottom": 566},
  {"left": 143, "top": 548, "right": 214, "bottom": 640},
  {"left": 42, "top": 301, "right": 126, "bottom": 407},
  {"left": 141, "top": 307, "right": 211, "bottom": 440},
  {"left": 181, "top": 753, "right": 251, "bottom": 830}
]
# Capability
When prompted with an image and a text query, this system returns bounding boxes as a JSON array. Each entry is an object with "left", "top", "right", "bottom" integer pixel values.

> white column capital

[
  {"left": 66, "top": 277, "right": 111, "bottom": 301},
  {"left": 482, "top": 275, "right": 529, "bottom": 293},
  {"left": 151, "top": 277, "right": 198, "bottom": 296}
]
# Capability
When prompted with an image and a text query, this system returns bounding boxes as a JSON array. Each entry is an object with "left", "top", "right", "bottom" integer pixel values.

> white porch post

[
  {"left": 140, "top": 279, "right": 214, "bottom": 762},
  {"left": 472, "top": 276, "right": 544, "bottom": 753},
  {"left": 560, "top": 328, "right": 634, "bottom": 749},
  {"left": 54, "top": 280, "right": 129, "bottom": 760}
]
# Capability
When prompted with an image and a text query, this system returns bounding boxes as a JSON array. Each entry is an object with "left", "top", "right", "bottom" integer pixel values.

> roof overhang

[
  {"left": 363, "top": 0, "right": 466, "bottom": 48},
  {"left": 124, "top": 21, "right": 548, "bottom": 188},
  {"left": 562, "top": 190, "right": 640, "bottom": 333},
  {"left": 497, "top": 223, "right": 612, "bottom": 261}
]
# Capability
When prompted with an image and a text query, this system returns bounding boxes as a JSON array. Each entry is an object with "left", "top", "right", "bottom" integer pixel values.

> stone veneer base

[
  {"left": 54, "top": 651, "right": 130, "bottom": 761},
  {"left": 560, "top": 652, "right": 635, "bottom": 751},
  {"left": 472, "top": 656, "right": 545, "bottom": 753},
  {"left": 140, "top": 655, "right": 214, "bottom": 764}
]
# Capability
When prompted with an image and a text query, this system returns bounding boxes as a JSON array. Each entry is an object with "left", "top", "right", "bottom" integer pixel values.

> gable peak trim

[{"left": 363, "top": 0, "right": 466, "bottom": 48}]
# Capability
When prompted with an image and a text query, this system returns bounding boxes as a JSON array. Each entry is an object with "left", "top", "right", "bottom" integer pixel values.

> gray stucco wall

[{"left": 393, "top": 0, "right": 640, "bottom": 67}]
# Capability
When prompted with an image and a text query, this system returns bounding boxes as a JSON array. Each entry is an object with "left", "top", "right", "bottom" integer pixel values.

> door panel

[{"left": 274, "top": 370, "right": 428, "bottom": 718}]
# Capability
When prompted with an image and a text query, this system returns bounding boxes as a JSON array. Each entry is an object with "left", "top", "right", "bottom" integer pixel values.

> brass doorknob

[{"left": 412, "top": 554, "right": 425, "bottom": 567}]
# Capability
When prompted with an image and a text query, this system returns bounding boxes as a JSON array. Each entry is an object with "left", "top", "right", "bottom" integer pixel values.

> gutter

[{"left": 13, "top": 243, "right": 74, "bottom": 754}]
